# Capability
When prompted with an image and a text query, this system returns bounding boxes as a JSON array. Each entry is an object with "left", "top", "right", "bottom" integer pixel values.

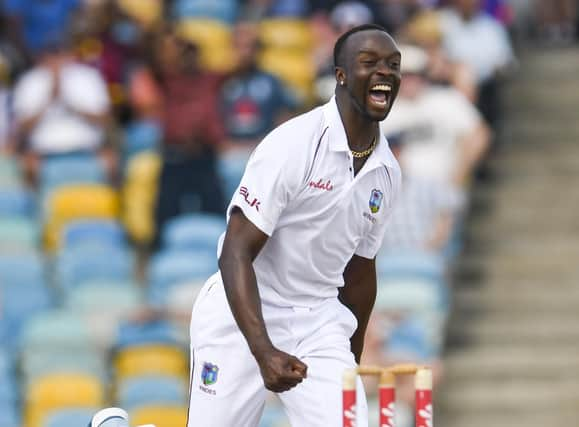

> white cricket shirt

[{"left": 221, "top": 97, "right": 401, "bottom": 307}]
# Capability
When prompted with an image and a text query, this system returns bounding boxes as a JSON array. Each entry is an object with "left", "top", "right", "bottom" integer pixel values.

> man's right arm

[{"left": 218, "top": 207, "right": 307, "bottom": 392}]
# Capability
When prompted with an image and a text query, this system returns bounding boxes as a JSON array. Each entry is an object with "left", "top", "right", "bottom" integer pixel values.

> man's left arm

[{"left": 339, "top": 254, "right": 377, "bottom": 364}]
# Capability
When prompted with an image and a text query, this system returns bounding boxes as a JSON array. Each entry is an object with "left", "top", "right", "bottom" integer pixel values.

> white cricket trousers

[{"left": 187, "top": 273, "right": 368, "bottom": 427}]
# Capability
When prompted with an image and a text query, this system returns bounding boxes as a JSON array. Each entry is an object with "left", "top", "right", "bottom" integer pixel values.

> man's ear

[{"left": 335, "top": 67, "right": 346, "bottom": 86}]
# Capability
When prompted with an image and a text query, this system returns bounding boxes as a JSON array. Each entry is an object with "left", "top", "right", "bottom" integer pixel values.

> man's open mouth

[{"left": 368, "top": 83, "right": 392, "bottom": 108}]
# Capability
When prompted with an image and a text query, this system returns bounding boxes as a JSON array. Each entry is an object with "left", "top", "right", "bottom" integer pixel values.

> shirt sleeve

[
  {"left": 12, "top": 71, "right": 50, "bottom": 120},
  {"left": 227, "top": 129, "right": 305, "bottom": 236},
  {"left": 355, "top": 166, "right": 402, "bottom": 259}
]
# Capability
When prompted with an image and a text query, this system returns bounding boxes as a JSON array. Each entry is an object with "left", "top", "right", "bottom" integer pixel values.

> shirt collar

[{"left": 322, "top": 96, "right": 398, "bottom": 168}]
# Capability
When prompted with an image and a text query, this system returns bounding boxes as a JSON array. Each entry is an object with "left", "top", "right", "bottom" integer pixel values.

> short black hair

[{"left": 333, "top": 24, "right": 389, "bottom": 68}]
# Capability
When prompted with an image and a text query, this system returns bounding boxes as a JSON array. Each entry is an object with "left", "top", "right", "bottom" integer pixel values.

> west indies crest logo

[
  {"left": 201, "top": 362, "right": 219, "bottom": 386},
  {"left": 369, "top": 189, "right": 383, "bottom": 214}
]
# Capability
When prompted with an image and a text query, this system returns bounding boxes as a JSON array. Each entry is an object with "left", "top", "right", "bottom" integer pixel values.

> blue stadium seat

[
  {"left": 55, "top": 247, "right": 135, "bottom": 292},
  {"left": 147, "top": 249, "right": 217, "bottom": 305},
  {"left": 386, "top": 315, "right": 441, "bottom": 362},
  {"left": 40, "top": 152, "right": 106, "bottom": 193},
  {"left": 20, "top": 310, "right": 94, "bottom": 353},
  {"left": 43, "top": 407, "right": 97, "bottom": 427},
  {"left": 0, "top": 155, "right": 23, "bottom": 189},
  {"left": 118, "top": 375, "right": 188, "bottom": 411},
  {"left": 0, "top": 217, "right": 39, "bottom": 252},
  {"left": 376, "top": 250, "right": 446, "bottom": 283},
  {"left": 20, "top": 350, "right": 108, "bottom": 385},
  {"left": 217, "top": 151, "right": 249, "bottom": 200},
  {"left": 172, "top": 0, "right": 238, "bottom": 23},
  {"left": 0, "top": 252, "right": 44, "bottom": 284},
  {"left": 161, "top": 213, "right": 225, "bottom": 253},
  {"left": 0, "top": 355, "right": 18, "bottom": 405},
  {"left": 61, "top": 219, "right": 126, "bottom": 250},
  {"left": 66, "top": 283, "right": 142, "bottom": 312},
  {"left": 0, "top": 188, "right": 36, "bottom": 217},
  {"left": 0, "top": 253, "right": 52, "bottom": 350},
  {"left": 0, "top": 401, "right": 20, "bottom": 427},
  {"left": 123, "top": 120, "right": 161, "bottom": 160},
  {"left": 114, "top": 319, "right": 182, "bottom": 350}
]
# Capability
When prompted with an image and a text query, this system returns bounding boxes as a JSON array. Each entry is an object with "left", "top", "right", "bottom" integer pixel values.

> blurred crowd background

[{"left": 0, "top": 0, "right": 576, "bottom": 426}]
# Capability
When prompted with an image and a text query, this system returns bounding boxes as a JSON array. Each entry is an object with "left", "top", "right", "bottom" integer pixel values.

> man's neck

[{"left": 335, "top": 91, "right": 378, "bottom": 152}]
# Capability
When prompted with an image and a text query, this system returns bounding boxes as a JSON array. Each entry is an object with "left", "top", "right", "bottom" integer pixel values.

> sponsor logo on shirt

[
  {"left": 199, "top": 362, "right": 219, "bottom": 395},
  {"left": 369, "top": 189, "right": 383, "bottom": 214},
  {"left": 309, "top": 178, "right": 334, "bottom": 191},
  {"left": 363, "top": 212, "right": 376, "bottom": 224},
  {"left": 239, "top": 186, "right": 260, "bottom": 211}
]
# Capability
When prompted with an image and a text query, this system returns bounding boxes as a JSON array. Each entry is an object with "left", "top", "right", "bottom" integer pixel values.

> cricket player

[{"left": 188, "top": 24, "right": 402, "bottom": 427}]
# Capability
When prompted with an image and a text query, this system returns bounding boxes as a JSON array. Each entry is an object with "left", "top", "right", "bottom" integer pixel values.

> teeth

[{"left": 371, "top": 84, "right": 391, "bottom": 92}]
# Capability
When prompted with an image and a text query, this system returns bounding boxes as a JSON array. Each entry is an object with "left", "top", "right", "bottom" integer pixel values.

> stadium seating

[
  {"left": 43, "top": 407, "right": 98, "bottom": 427},
  {"left": 176, "top": 18, "right": 235, "bottom": 72},
  {"left": 258, "top": 18, "right": 312, "bottom": 51},
  {"left": 147, "top": 249, "right": 217, "bottom": 304},
  {"left": 161, "top": 212, "right": 225, "bottom": 253},
  {"left": 0, "top": 156, "right": 24, "bottom": 189},
  {"left": 122, "top": 120, "right": 161, "bottom": 162},
  {"left": 113, "top": 344, "right": 189, "bottom": 380},
  {"left": 122, "top": 151, "right": 161, "bottom": 246},
  {"left": 0, "top": 217, "right": 40, "bottom": 252},
  {"left": 39, "top": 153, "right": 106, "bottom": 196},
  {"left": 25, "top": 373, "right": 105, "bottom": 427},
  {"left": 20, "top": 310, "right": 94, "bottom": 354},
  {"left": 0, "top": 253, "right": 52, "bottom": 351},
  {"left": 117, "top": 375, "right": 188, "bottom": 411},
  {"left": 20, "top": 349, "right": 108, "bottom": 387},
  {"left": 61, "top": 219, "right": 126, "bottom": 250},
  {"left": 114, "top": 319, "right": 182, "bottom": 350},
  {"left": 0, "top": 187, "right": 35, "bottom": 217},
  {"left": 130, "top": 404, "right": 188, "bottom": 427},
  {"left": 258, "top": 49, "right": 315, "bottom": 101},
  {"left": 54, "top": 246, "right": 134, "bottom": 292},
  {"left": 0, "top": 404, "right": 20, "bottom": 427},
  {"left": 117, "top": 0, "right": 162, "bottom": 27},
  {"left": 172, "top": 0, "right": 237, "bottom": 24},
  {"left": 44, "top": 184, "right": 119, "bottom": 251}
]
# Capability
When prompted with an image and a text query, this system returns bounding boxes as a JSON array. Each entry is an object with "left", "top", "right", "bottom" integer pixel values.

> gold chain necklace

[{"left": 351, "top": 137, "right": 377, "bottom": 159}]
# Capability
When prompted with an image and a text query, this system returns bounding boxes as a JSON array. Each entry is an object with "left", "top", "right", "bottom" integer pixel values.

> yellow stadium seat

[
  {"left": 125, "top": 151, "right": 161, "bottom": 187},
  {"left": 131, "top": 405, "right": 188, "bottom": 427},
  {"left": 258, "top": 49, "right": 315, "bottom": 101},
  {"left": 176, "top": 19, "right": 234, "bottom": 72},
  {"left": 25, "top": 372, "right": 105, "bottom": 427},
  {"left": 259, "top": 18, "right": 313, "bottom": 51},
  {"left": 44, "top": 184, "right": 119, "bottom": 251},
  {"left": 122, "top": 151, "right": 161, "bottom": 245},
  {"left": 118, "top": 0, "right": 162, "bottom": 28},
  {"left": 113, "top": 344, "right": 189, "bottom": 380}
]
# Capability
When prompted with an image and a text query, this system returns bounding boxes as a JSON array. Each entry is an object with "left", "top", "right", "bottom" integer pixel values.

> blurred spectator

[
  {"left": 149, "top": 30, "right": 226, "bottom": 248},
  {"left": 380, "top": 136, "right": 464, "bottom": 254},
  {"left": 439, "top": 0, "right": 515, "bottom": 127},
  {"left": 313, "top": 1, "right": 375, "bottom": 102},
  {"left": 401, "top": 10, "right": 478, "bottom": 102},
  {"left": 217, "top": 21, "right": 298, "bottom": 198},
  {"left": 380, "top": 44, "right": 490, "bottom": 190},
  {"left": 71, "top": 1, "right": 160, "bottom": 125},
  {"left": 1, "top": 0, "right": 82, "bottom": 61},
  {"left": 220, "top": 22, "right": 298, "bottom": 151},
  {"left": 11, "top": 38, "right": 113, "bottom": 186},
  {"left": 536, "top": 0, "right": 577, "bottom": 44}
]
